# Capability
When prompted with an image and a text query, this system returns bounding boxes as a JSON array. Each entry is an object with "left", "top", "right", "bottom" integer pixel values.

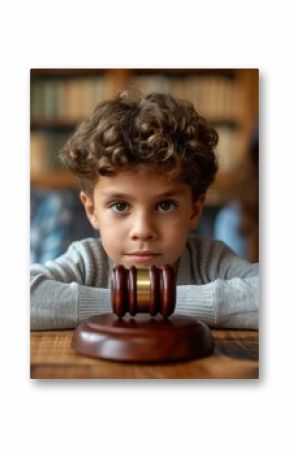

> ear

[
  {"left": 79, "top": 191, "right": 99, "bottom": 230},
  {"left": 188, "top": 194, "right": 206, "bottom": 230}
]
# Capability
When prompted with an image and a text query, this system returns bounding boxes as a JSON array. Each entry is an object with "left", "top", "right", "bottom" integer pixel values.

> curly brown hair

[{"left": 61, "top": 90, "right": 219, "bottom": 201}]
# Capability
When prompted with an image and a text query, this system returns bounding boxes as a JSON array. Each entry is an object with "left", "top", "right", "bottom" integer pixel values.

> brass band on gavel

[
  {"left": 136, "top": 269, "right": 151, "bottom": 312},
  {"left": 111, "top": 265, "right": 176, "bottom": 318}
]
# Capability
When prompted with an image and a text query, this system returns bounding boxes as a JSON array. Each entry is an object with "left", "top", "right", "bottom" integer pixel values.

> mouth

[{"left": 124, "top": 252, "right": 162, "bottom": 262}]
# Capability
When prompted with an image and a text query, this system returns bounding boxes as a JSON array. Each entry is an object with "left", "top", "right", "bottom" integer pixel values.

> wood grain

[{"left": 30, "top": 328, "right": 259, "bottom": 379}]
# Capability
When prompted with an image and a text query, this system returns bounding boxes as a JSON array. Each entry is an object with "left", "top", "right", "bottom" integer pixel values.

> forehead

[{"left": 93, "top": 168, "right": 191, "bottom": 198}]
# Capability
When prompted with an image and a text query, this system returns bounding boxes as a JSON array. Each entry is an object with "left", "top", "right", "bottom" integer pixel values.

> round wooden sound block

[{"left": 73, "top": 313, "right": 214, "bottom": 363}]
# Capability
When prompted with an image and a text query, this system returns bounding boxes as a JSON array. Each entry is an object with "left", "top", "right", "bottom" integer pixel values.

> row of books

[
  {"left": 132, "top": 75, "right": 245, "bottom": 122},
  {"left": 30, "top": 125, "right": 245, "bottom": 176},
  {"left": 31, "top": 74, "right": 245, "bottom": 124},
  {"left": 31, "top": 76, "right": 111, "bottom": 122}
]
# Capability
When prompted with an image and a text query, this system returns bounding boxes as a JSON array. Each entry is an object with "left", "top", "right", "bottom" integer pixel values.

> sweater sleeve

[
  {"left": 176, "top": 276, "right": 258, "bottom": 329},
  {"left": 175, "top": 237, "right": 259, "bottom": 329},
  {"left": 30, "top": 239, "right": 112, "bottom": 330}
]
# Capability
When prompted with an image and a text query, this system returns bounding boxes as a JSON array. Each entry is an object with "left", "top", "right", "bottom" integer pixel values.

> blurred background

[{"left": 30, "top": 68, "right": 259, "bottom": 264}]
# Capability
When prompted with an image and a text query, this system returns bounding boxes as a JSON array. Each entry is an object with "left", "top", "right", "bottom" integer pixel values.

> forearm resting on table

[
  {"left": 177, "top": 276, "right": 258, "bottom": 329},
  {"left": 31, "top": 275, "right": 258, "bottom": 330},
  {"left": 31, "top": 276, "right": 110, "bottom": 330}
]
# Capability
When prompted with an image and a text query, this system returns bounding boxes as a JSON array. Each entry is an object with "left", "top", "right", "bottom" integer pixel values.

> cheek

[
  {"left": 99, "top": 230, "right": 121, "bottom": 262},
  {"left": 162, "top": 216, "right": 190, "bottom": 248},
  {"left": 97, "top": 216, "right": 126, "bottom": 248},
  {"left": 164, "top": 213, "right": 191, "bottom": 233},
  {"left": 162, "top": 223, "right": 187, "bottom": 247},
  {"left": 167, "top": 231, "right": 187, "bottom": 247},
  {"left": 97, "top": 211, "right": 120, "bottom": 230}
]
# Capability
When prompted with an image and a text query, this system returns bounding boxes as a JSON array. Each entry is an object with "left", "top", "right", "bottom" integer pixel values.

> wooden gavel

[
  {"left": 73, "top": 263, "right": 214, "bottom": 362},
  {"left": 111, "top": 265, "right": 176, "bottom": 318}
]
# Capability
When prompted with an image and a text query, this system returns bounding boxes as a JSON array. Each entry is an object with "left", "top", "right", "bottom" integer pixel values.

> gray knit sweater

[{"left": 30, "top": 234, "right": 259, "bottom": 330}]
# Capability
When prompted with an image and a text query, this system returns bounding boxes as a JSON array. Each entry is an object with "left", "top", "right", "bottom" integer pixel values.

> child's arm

[
  {"left": 30, "top": 239, "right": 112, "bottom": 330},
  {"left": 176, "top": 276, "right": 258, "bottom": 329},
  {"left": 175, "top": 237, "right": 259, "bottom": 329},
  {"left": 31, "top": 236, "right": 259, "bottom": 330}
]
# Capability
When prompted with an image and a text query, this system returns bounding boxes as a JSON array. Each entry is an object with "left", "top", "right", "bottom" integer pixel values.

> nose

[{"left": 129, "top": 211, "right": 156, "bottom": 242}]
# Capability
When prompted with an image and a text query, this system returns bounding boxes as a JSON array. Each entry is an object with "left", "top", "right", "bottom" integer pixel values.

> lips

[
  {"left": 125, "top": 251, "right": 161, "bottom": 262},
  {"left": 127, "top": 251, "right": 161, "bottom": 256}
]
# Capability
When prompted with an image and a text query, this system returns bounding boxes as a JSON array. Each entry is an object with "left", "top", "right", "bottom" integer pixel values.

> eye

[
  {"left": 109, "top": 201, "right": 130, "bottom": 213},
  {"left": 157, "top": 200, "right": 177, "bottom": 212}
]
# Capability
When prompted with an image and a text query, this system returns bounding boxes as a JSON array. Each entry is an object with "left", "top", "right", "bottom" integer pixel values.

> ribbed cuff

[
  {"left": 77, "top": 285, "right": 111, "bottom": 322},
  {"left": 176, "top": 284, "right": 215, "bottom": 327}
]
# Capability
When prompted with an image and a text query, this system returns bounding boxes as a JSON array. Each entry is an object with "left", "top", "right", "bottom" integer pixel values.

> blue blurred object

[
  {"left": 30, "top": 188, "right": 96, "bottom": 263},
  {"left": 213, "top": 201, "right": 246, "bottom": 258}
]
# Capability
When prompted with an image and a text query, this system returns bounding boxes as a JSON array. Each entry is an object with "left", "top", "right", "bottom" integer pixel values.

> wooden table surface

[{"left": 30, "top": 327, "right": 259, "bottom": 379}]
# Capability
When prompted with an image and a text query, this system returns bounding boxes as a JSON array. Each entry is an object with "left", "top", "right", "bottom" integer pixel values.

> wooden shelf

[
  {"left": 31, "top": 119, "right": 79, "bottom": 129},
  {"left": 126, "top": 68, "right": 236, "bottom": 76},
  {"left": 31, "top": 170, "right": 77, "bottom": 189},
  {"left": 31, "top": 68, "right": 236, "bottom": 76},
  {"left": 31, "top": 68, "right": 108, "bottom": 77}
]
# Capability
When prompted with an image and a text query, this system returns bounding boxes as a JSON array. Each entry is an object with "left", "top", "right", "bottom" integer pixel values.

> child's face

[{"left": 80, "top": 168, "right": 205, "bottom": 269}]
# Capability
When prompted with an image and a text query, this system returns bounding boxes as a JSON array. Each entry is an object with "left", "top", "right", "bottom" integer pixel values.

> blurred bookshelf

[{"left": 30, "top": 68, "right": 258, "bottom": 205}]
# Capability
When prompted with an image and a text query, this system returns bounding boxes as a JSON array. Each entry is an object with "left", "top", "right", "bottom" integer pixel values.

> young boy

[{"left": 30, "top": 90, "right": 259, "bottom": 330}]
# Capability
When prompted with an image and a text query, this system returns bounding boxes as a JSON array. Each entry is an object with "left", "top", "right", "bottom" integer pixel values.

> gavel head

[{"left": 111, "top": 265, "right": 176, "bottom": 318}]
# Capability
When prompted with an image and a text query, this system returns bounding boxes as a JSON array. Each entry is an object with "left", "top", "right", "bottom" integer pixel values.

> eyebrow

[{"left": 101, "top": 189, "right": 186, "bottom": 200}]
